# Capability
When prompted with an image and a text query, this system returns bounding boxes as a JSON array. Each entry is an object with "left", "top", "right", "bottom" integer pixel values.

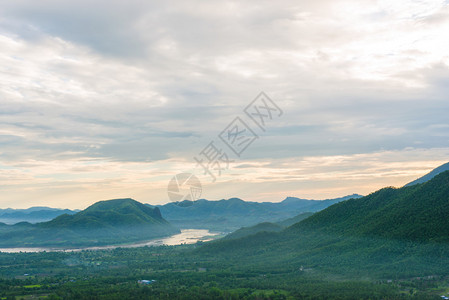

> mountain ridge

[
  {"left": 197, "top": 171, "right": 449, "bottom": 280},
  {"left": 156, "top": 194, "right": 363, "bottom": 231},
  {"left": 204, "top": 170, "right": 449, "bottom": 257},
  {"left": 293, "top": 170, "right": 449, "bottom": 242},
  {"left": 405, "top": 162, "right": 449, "bottom": 187}
]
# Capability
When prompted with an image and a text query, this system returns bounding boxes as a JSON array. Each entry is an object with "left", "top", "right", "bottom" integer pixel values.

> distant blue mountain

[
  {"left": 405, "top": 162, "right": 449, "bottom": 187},
  {"left": 0, "top": 207, "right": 79, "bottom": 224},
  {"left": 154, "top": 194, "right": 363, "bottom": 231}
]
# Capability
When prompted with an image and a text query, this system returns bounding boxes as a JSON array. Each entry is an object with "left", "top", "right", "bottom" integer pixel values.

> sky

[{"left": 1, "top": 0, "right": 449, "bottom": 209}]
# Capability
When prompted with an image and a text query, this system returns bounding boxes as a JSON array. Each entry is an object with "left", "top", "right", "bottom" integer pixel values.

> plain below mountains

[{"left": 0, "top": 199, "right": 179, "bottom": 248}]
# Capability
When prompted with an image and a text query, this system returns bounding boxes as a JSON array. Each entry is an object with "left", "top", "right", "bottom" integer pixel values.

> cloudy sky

[{"left": 1, "top": 0, "right": 449, "bottom": 209}]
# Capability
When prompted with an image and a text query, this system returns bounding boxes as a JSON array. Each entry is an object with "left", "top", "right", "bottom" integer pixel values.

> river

[{"left": 0, "top": 229, "right": 221, "bottom": 253}]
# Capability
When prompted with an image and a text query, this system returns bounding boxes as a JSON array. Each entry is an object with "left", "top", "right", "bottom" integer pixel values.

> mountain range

[
  {"left": 1, "top": 163, "right": 449, "bottom": 299},
  {"left": 0, "top": 198, "right": 179, "bottom": 247},
  {"left": 0, "top": 194, "right": 362, "bottom": 231},
  {"left": 155, "top": 194, "right": 362, "bottom": 231},
  {"left": 0, "top": 194, "right": 363, "bottom": 247},
  {"left": 159, "top": 161, "right": 448, "bottom": 232},
  {"left": 1, "top": 161, "right": 447, "bottom": 250},
  {"left": 200, "top": 169, "right": 449, "bottom": 278},
  {"left": 0, "top": 207, "right": 79, "bottom": 224}
]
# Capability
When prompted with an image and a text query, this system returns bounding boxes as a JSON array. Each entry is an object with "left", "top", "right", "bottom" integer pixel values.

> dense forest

[{"left": 0, "top": 245, "right": 444, "bottom": 299}]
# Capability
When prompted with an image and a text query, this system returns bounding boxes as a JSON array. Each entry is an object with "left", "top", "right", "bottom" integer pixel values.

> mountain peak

[
  {"left": 225, "top": 198, "right": 245, "bottom": 202},
  {"left": 282, "top": 197, "right": 308, "bottom": 203},
  {"left": 85, "top": 198, "right": 137, "bottom": 209},
  {"left": 45, "top": 198, "right": 170, "bottom": 230}
]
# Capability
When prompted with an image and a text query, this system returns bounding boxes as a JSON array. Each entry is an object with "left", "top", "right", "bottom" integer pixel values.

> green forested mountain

[
  {"left": 223, "top": 212, "right": 315, "bottom": 240},
  {"left": 276, "top": 211, "right": 314, "bottom": 227},
  {"left": 223, "top": 222, "right": 284, "bottom": 240},
  {"left": 295, "top": 170, "right": 449, "bottom": 242},
  {"left": 42, "top": 198, "right": 168, "bottom": 229},
  {"left": 200, "top": 171, "right": 449, "bottom": 279},
  {"left": 0, "top": 198, "right": 179, "bottom": 247}
]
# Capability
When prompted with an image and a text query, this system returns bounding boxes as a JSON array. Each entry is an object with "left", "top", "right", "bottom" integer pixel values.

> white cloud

[{"left": 0, "top": 0, "right": 448, "bottom": 208}]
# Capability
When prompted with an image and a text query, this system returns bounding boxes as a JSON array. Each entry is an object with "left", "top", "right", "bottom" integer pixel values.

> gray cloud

[{"left": 0, "top": 0, "right": 449, "bottom": 207}]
